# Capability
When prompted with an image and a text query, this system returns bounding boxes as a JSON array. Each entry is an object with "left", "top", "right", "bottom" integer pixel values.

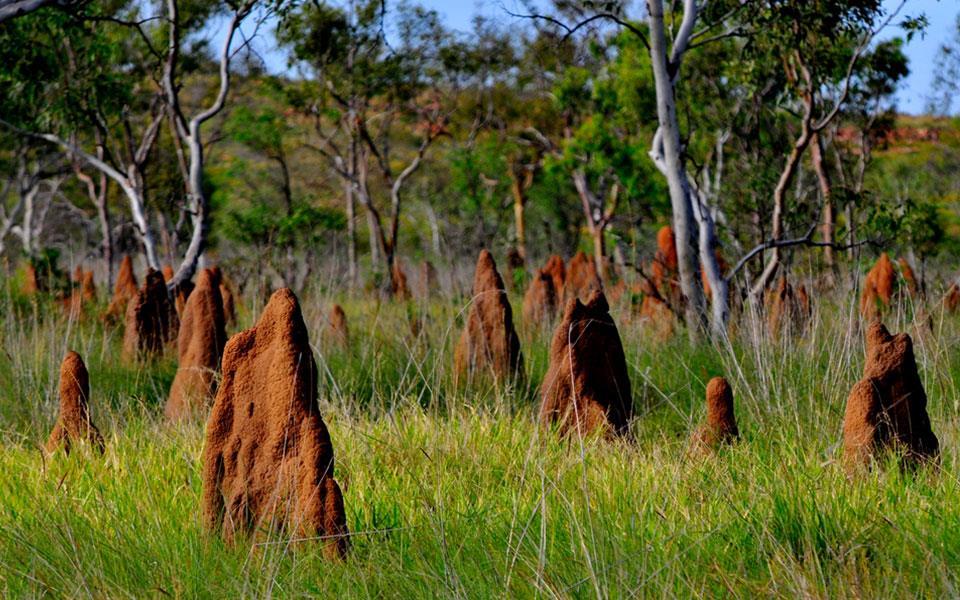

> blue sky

[{"left": 234, "top": 0, "right": 959, "bottom": 115}]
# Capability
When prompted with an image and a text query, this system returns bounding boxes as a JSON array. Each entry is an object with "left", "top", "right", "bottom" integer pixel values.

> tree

[
  {"left": 162, "top": 0, "right": 265, "bottom": 287},
  {"left": 279, "top": 0, "right": 450, "bottom": 292},
  {"left": 0, "top": 3, "right": 162, "bottom": 273}
]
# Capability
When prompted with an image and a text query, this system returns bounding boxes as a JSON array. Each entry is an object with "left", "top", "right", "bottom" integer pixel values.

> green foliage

[{"left": 223, "top": 202, "right": 345, "bottom": 247}]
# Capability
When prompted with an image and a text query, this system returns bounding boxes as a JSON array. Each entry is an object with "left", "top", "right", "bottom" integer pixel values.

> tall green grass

[{"left": 1, "top": 278, "right": 959, "bottom": 597}]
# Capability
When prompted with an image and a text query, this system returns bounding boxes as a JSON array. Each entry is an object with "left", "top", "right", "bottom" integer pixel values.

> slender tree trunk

[
  {"left": 750, "top": 96, "right": 814, "bottom": 297},
  {"left": 96, "top": 178, "right": 113, "bottom": 288},
  {"left": 366, "top": 210, "right": 381, "bottom": 269},
  {"left": 345, "top": 178, "right": 357, "bottom": 287},
  {"left": 509, "top": 165, "right": 528, "bottom": 263},
  {"left": 345, "top": 138, "right": 358, "bottom": 288},
  {"left": 425, "top": 202, "right": 441, "bottom": 256},
  {"left": 20, "top": 182, "right": 36, "bottom": 254},
  {"left": 125, "top": 165, "right": 160, "bottom": 269},
  {"left": 647, "top": 0, "right": 706, "bottom": 337},
  {"left": 76, "top": 163, "right": 113, "bottom": 288},
  {"left": 164, "top": 0, "right": 248, "bottom": 287},
  {"left": 591, "top": 225, "right": 607, "bottom": 283},
  {"left": 810, "top": 131, "right": 835, "bottom": 284}
]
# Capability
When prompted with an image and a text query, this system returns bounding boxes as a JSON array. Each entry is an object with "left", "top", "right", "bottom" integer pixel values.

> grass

[{"left": 1, "top": 276, "right": 960, "bottom": 598}]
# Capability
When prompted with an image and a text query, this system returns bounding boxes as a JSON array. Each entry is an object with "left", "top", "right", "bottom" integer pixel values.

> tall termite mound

[
  {"left": 651, "top": 225, "right": 678, "bottom": 289},
  {"left": 639, "top": 226, "right": 680, "bottom": 330},
  {"left": 690, "top": 376, "right": 738, "bottom": 453},
  {"left": 543, "top": 255, "right": 566, "bottom": 300},
  {"left": 327, "top": 303, "right": 349, "bottom": 347},
  {"left": 162, "top": 265, "right": 174, "bottom": 282},
  {"left": 766, "top": 275, "right": 811, "bottom": 335},
  {"left": 172, "top": 279, "right": 195, "bottom": 318},
  {"left": 540, "top": 290, "right": 632, "bottom": 437},
  {"left": 122, "top": 268, "right": 178, "bottom": 362},
  {"left": 45, "top": 351, "right": 104, "bottom": 455},
  {"left": 522, "top": 268, "right": 558, "bottom": 325},
  {"left": 566, "top": 251, "right": 600, "bottom": 301},
  {"left": 842, "top": 321, "right": 939, "bottom": 471},
  {"left": 454, "top": 249, "right": 524, "bottom": 382},
  {"left": 202, "top": 288, "right": 349, "bottom": 558},
  {"left": 104, "top": 255, "right": 138, "bottom": 321},
  {"left": 860, "top": 253, "right": 896, "bottom": 319},
  {"left": 165, "top": 268, "right": 227, "bottom": 420},
  {"left": 209, "top": 266, "right": 237, "bottom": 325}
]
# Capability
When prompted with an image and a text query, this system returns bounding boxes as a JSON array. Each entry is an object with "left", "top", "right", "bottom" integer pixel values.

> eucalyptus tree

[
  {"left": 278, "top": 0, "right": 452, "bottom": 290},
  {"left": 0, "top": 0, "right": 271, "bottom": 287},
  {"left": 0, "top": 3, "right": 156, "bottom": 274}
]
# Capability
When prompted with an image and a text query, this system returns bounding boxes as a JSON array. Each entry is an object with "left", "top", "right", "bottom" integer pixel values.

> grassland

[{"left": 1, "top": 277, "right": 960, "bottom": 598}]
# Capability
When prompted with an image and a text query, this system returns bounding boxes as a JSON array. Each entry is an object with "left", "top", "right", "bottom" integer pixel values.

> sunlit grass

[{"left": 1, "top": 276, "right": 959, "bottom": 597}]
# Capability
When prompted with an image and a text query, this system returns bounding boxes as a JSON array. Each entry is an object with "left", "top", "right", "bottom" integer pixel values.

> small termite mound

[
  {"left": 327, "top": 303, "right": 349, "bottom": 347},
  {"left": 522, "top": 268, "right": 558, "bottom": 326},
  {"left": 104, "top": 255, "right": 138, "bottom": 322},
  {"left": 539, "top": 290, "right": 632, "bottom": 437},
  {"left": 543, "top": 255, "right": 566, "bottom": 300},
  {"left": 122, "top": 268, "right": 178, "bottom": 362},
  {"left": 565, "top": 251, "right": 600, "bottom": 301},
  {"left": 454, "top": 249, "right": 524, "bottom": 383},
  {"left": 842, "top": 320, "right": 939, "bottom": 472},
  {"left": 689, "top": 376, "right": 738, "bottom": 454},
  {"left": 860, "top": 253, "right": 896, "bottom": 320},
  {"left": 45, "top": 351, "right": 104, "bottom": 455}
]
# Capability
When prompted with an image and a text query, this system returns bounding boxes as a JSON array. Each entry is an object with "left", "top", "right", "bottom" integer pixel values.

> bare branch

[{"left": 730, "top": 222, "right": 877, "bottom": 283}]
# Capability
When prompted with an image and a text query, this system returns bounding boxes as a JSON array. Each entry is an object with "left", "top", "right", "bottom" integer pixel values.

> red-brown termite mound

[
  {"left": 860, "top": 253, "right": 896, "bottom": 319},
  {"left": 522, "top": 268, "right": 558, "bottom": 326},
  {"left": 454, "top": 249, "right": 524, "bottom": 383},
  {"left": 104, "top": 255, "right": 138, "bottom": 322},
  {"left": 122, "top": 268, "right": 179, "bottom": 362},
  {"left": 842, "top": 320, "right": 939, "bottom": 472},
  {"left": 209, "top": 266, "right": 237, "bottom": 325},
  {"left": 202, "top": 288, "right": 349, "bottom": 558},
  {"left": 766, "top": 275, "right": 811, "bottom": 336},
  {"left": 689, "top": 376, "right": 738, "bottom": 454},
  {"left": 543, "top": 255, "right": 566, "bottom": 300},
  {"left": 45, "top": 351, "right": 104, "bottom": 455},
  {"left": 639, "top": 226, "right": 681, "bottom": 335},
  {"left": 161, "top": 265, "right": 174, "bottom": 282},
  {"left": 539, "top": 290, "right": 633, "bottom": 437},
  {"left": 566, "top": 251, "right": 600, "bottom": 301},
  {"left": 327, "top": 303, "right": 349, "bottom": 347},
  {"left": 165, "top": 268, "right": 227, "bottom": 420},
  {"left": 651, "top": 225, "right": 678, "bottom": 288}
]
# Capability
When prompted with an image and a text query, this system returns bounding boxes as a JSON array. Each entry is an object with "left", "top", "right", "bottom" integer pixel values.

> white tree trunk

[{"left": 646, "top": 0, "right": 707, "bottom": 336}]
